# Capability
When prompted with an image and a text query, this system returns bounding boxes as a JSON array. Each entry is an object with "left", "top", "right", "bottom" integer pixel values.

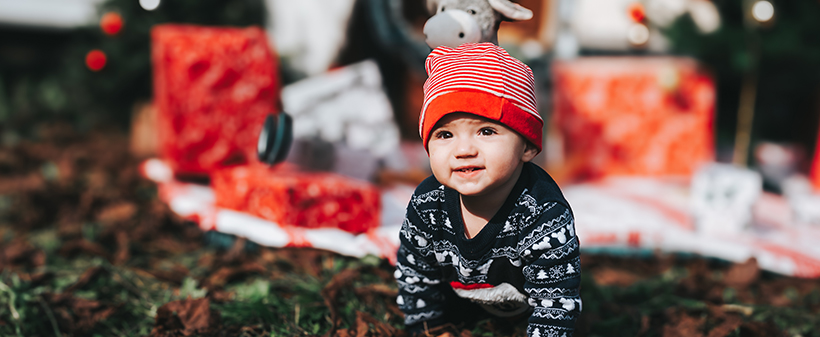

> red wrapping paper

[
  {"left": 212, "top": 164, "right": 381, "bottom": 234},
  {"left": 551, "top": 57, "right": 715, "bottom": 182},
  {"left": 811, "top": 133, "right": 820, "bottom": 190},
  {"left": 151, "top": 24, "right": 280, "bottom": 176}
]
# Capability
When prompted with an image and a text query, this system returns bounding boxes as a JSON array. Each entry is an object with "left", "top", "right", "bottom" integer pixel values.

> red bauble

[
  {"left": 628, "top": 3, "right": 646, "bottom": 23},
  {"left": 86, "top": 50, "right": 107, "bottom": 71},
  {"left": 100, "top": 12, "right": 124, "bottom": 35}
]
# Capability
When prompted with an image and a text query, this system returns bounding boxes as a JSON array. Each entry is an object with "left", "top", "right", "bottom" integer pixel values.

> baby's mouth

[{"left": 454, "top": 166, "right": 483, "bottom": 173}]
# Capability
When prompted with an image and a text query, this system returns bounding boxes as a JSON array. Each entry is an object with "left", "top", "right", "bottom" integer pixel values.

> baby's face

[{"left": 428, "top": 112, "right": 537, "bottom": 197}]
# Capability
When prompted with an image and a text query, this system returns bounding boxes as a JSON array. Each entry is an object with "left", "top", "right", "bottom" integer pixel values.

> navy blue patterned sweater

[{"left": 396, "top": 162, "right": 581, "bottom": 337}]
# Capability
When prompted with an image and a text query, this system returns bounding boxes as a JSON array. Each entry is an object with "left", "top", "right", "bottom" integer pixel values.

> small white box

[{"left": 691, "top": 163, "right": 762, "bottom": 234}]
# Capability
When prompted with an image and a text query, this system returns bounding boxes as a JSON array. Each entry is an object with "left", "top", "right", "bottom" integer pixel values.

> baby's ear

[{"left": 522, "top": 141, "right": 539, "bottom": 162}]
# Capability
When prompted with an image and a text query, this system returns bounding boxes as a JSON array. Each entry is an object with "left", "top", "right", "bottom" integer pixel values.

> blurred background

[
  {"left": 2, "top": 0, "right": 820, "bottom": 336},
  {"left": 2, "top": 0, "right": 819, "bottom": 168}
]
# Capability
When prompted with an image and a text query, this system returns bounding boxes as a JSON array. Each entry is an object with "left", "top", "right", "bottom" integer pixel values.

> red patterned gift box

[
  {"left": 551, "top": 57, "right": 715, "bottom": 182},
  {"left": 151, "top": 24, "right": 281, "bottom": 176},
  {"left": 212, "top": 164, "right": 381, "bottom": 234},
  {"left": 811, "top": 132, "right": 820, "bottom": 190}
]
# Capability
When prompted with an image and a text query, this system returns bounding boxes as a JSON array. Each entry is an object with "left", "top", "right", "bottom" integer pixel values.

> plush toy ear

[
  {"left": 426, "top": 0, "right": 439, "bottom": 14},
  {"left": 488, "top": 0, "right": 533, "bottom": 21}
]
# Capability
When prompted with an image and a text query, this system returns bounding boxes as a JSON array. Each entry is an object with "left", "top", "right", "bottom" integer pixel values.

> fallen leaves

[
  {"left": 723, "top": 258, "right": 760, "bottom": 289},
  {"left": 355, "top": 284, "right": 402, "bottom": 318},
  {"left": 353, "top": 311, "right": 401, "bottom": 337},
  {"left": 58, "top": 238, "right": 110, "bottom": 260},
  {"left": 143, "top": 264, "right": 190, "bottom": 285},
  {"left": 0, "top": 173, "right": 45, "bottom": 195},
  {"left": 705, "top": 315, "right": 743, "bottom": 337},
  {"left": 202, "top": 261, "right": 267, "bottom": 289},
  {"left": 661, "top": 309, "right": 705, "bottom": 337},
  {"left": 737, "top": 321, "right": 785, "bottom": 337},
  {"left": 0, "top": 239, "right": 46, "bottom": 270},
  {"left": 577, "top": 253, "right": 820, "bottom": 337},
  {"left": 96, "top": 201, "right": 138, "bottom": 224},
  {"left": 64, "top": 266, "right": 105, "bottom": 293},
  {"left": 582, "top": 252, "right": 671, "bottom": 287},
  {"left": 705, "top": 305, "right": 744, "bottom": 337},
  {"left": 322, "top": 268, "right": 363, "bottom": 332},
  {"left": 2, "top": 125, "right": 819, "bottom": 337},
  {"left": 590, "top": 267, "right": 644, "bottom": 287},
  {"left": 41, "top": 293, "right": 120, "bottom": 334},
  {"left": 151, "top": 298, "right": 221, "bottom": 336},
  {"left": 113, "top": 230, "right": 131, "bottom": 265}
]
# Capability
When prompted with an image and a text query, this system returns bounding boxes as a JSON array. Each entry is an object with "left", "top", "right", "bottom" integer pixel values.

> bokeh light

[
  {"left": 627, "top": 23, "right": 649, "bottom": 46},
  {"left": 85, "top": 49, "right": 107, "bottom": 71},
  {"left": 100, "top": 12, "right": 123, "bottom": 35},
  {"left": 139, "top": 0, "right": 161, "bottom": 11},
  {"left": 752, "top": 0, "right": 774, "bottom": 22}
]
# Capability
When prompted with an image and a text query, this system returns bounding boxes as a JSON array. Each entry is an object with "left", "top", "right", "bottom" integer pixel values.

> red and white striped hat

[{"left": 420, "top": 42, "right": 542, "bottom": 152}]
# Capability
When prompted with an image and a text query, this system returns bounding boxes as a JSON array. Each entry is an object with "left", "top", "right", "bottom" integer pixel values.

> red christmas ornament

[
  {"left": 628, "top": 2, "right": 646, "bottom": 23},
  {"left": 85, "top": 50, "right": 107, "bottom": 71},
  {"left": 100, "top": 12, "right": 124, "bottom": 35}
]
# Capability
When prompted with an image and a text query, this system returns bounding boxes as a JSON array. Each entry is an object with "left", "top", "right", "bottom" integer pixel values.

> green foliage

[
  {"left": 178, "top": 277, "right": 207, "bottom": 299},
  {"left": 2, "top": 232, "right": 820, "bottom": 336},
  {"left": 664, "top": 0, "right": 820, "bottom": 150},
  {"left": 215, "top": 255, "right": 404, "bottom": 336},
  {"left": 578, "top": 261, "right": 820, "bottom": 337},
  {"left": 0, "top": 0, "right": 267, "bottom": 135}
]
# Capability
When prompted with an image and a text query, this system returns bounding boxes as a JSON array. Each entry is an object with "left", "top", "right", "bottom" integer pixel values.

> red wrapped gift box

[
  {"left": 551, "top": 57, "right": 715, "bottom": 182},
  {"left": 212, "top": 164, "right": 381, "bottom": 234},
  {"left": 812, "top": 132, "right": 820, "bottom": 190},
  {"left": 151, "top": 24, "right": 281, "bottom": 176}
]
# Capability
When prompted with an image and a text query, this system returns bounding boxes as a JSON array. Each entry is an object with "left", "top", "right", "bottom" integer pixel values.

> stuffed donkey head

[{"left": 423, "top": 0, "right": 533, "bottom": 48}]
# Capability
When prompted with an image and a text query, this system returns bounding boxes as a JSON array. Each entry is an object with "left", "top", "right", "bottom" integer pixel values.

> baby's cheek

[{"left": 428, "top": 154, "right": 449, "bottom": 177}]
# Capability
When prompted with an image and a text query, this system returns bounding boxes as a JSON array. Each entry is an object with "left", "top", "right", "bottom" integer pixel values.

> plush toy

[
  {"left": 423, "top": 0, "right": 533, "bottom": 48},
  {"left": 259, "top": 0, "right": 534, "bottom": 165}
]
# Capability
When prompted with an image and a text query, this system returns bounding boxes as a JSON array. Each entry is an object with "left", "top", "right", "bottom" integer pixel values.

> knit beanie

[{"left": 420, "top": 42, "right": 542, "bottom": 153}]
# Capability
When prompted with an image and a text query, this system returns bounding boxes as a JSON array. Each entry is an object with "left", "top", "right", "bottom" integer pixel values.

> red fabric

[
  {"left": 421, "top": 90, "right": 542, "bottom": 150},
  {"left": 151, "top": 24, "right": 281, "bottom": 176},
  {"left": 212, "top": 164, "right": 381, "bottom": 234},
  {"left": 421, "top": 43, "right": 542, "bottom": 152},
  {"left": 449, "top": 281, "right": 494, "bottom": 290},
  {"left": 812, "top": 135, "right": 820, "bottom": 190},
  {"left": 551, "top": 57, "right": 715, "bottom": 181}
]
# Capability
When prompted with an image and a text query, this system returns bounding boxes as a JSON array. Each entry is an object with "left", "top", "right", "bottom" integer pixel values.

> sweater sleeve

[
  {"left": 395, "top": 195, "right": 449, "bottom": 334},
  {"left": 520, "top": 203, "right": 582, "bottom": 337}
]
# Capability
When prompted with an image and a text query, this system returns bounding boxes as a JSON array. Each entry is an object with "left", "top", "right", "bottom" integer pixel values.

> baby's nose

[{"left": 454, "top": 139, "right": 478, "bottom": 157}]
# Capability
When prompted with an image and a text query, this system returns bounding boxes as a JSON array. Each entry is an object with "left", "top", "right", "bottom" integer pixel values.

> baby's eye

[
  {"left": 479, "top": 127, "right": 496, "bottom": 136},
  {"left": 467, "top": 9, "right": 477, "bottom": 15},
  {"left": 435, "top": 130, "right": 453, "bottom": 139}
]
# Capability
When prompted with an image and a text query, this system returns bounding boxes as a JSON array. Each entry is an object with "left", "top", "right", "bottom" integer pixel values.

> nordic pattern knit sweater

[{"left": 396, "top": 162, "right": 581, "bottom": 337}]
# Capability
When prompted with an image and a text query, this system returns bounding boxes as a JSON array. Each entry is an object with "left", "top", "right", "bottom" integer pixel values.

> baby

[{"left": 395, "top": 43, "right": 581, "bottom": 337}]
